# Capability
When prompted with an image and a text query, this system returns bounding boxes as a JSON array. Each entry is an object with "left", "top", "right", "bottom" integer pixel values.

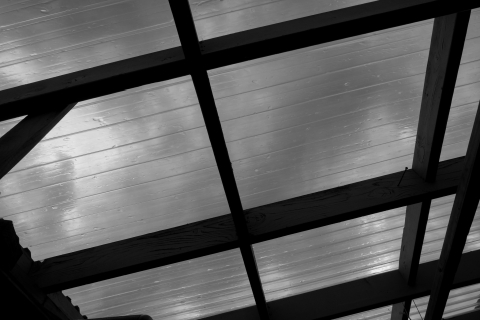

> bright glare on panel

[
  {"left": 64, "top": 249, "right": 255, "bottom": 320},
  {"left": 334, "top": 283, "right": 480, "bottom": 320},
  {"left": 0, "top": 76, "right": 229, "bottom": 260},
  {"left": 252, "top": 196, "right": 480, "bottom": 302}
]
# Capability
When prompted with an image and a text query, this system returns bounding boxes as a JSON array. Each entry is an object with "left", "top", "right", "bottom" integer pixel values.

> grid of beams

[{"left": 1, "top": 1, "right": 480, "bottom": 320}]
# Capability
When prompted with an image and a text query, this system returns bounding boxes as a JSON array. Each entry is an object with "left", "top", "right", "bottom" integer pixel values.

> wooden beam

[
  {"left": 424, "top": 102, "right": 480, "bottom": 320},
  {"left": 414, "top": 12, "right": 471, "bottom": 181},
  {"left": 168, "top": 1, "right": 270, "bottom": 318},
  {"left": 392, "top": 11, "right": 471, "bottom": 320},
  {"left": 245, "top": 157, "right": 463, "bottom": 244},
  {"left": 1, "top": 0, "right": 479, "bottom": 121},
  {"left": 0, "top": 48, "right": 186, "bottom": 121},
  {"left": 203, "top": 250, "right": 480, "bottom": 320},
  {"left": 0, "top": 102, "right": 77, "bottom": 180},
  {"left": 34, "top": 156, "right": 464, "bottom": 293},
  {"left": 0, "top": 219, "right": 85, "bottom": 320}
]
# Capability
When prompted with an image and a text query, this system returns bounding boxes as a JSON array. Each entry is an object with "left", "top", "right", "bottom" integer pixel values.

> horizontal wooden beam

[
  {"left": 204, "top": 250, "right": 480, "bottom": 320},
  {"left": 201, "top": 0, "right": 479, "bottom": 71},
  {"left": 0, "top": 48, "right": 186, "bottom": 121},
  {"left": 35, "top": 156, "right": 464, "bottom": 292},
  {"left": 1, "top": 0, "right": 479, "bottom": 121},
  {"left": 245, "top": 156, "right": 463, "bottom": 244},
  {"left": 35, "top": 216, "right": 238, "bottom": 292}
]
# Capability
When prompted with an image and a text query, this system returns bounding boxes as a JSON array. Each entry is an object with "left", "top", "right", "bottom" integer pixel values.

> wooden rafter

[
  {"left": 424, "top": 102, "right": 480, "bottom": 319},
  {"left": 0, "top": 0, "right": 478, "bottom": 121},
  {"left": 392, "top": 11, "right": 471, "bottom": 320}
]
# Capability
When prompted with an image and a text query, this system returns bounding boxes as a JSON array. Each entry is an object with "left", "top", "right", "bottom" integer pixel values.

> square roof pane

[
  {"left": 0, "top": 76, "right": 229, "bottom": 260},
  {"left": 64, "top": 249, "right": 255, "bottom": 320},
  {"left": 0, "top": 0, "right": 179, "bottom": 90},
  {"left": 252, "top": 196, "right": 480, "bottom": 302},
  {"left": 210, "top": 18, "right": 436, "bottom": 209}
]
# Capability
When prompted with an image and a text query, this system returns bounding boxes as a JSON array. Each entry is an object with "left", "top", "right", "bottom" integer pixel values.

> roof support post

[
  {"left": 166, "top": 1, "right": 270, "bottom": 319},
  {"left": 391, "top": 11, "right": 471, "bottom": 320}
]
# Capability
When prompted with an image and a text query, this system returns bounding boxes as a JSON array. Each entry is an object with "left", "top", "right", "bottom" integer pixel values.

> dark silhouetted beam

[
  {"left": 167, "top": 0, "right": 270, "bottom": 318},
  {"left": 392, "top": 11, "right": 471, "bottom": 320},
  {"left": 1, "top": 0, "right": 480, "bottom": 121},
  {"left": 424, "top": 103, "right": 480, "bottom": 320},
  {"left": 35, "top": 156, "right": 463, "bottom": 293},
  {"left": 0, "top": 102, "right": 77, "bottom": 180}
]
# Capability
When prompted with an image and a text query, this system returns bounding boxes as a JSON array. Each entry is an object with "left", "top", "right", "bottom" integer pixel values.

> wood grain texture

[
  {"left": 201, "top": 250, "right": 480, "bottom": 320},
  {"left": 413, "top": 12, "right": 471, "bottom": 181},
  {"left": 35, "top": 157, "right": 466, "bottom": 293},
  {"left": 246, "top": 157, "right": 464, "bottom": 244},
  {"left": 35, "top": 215, "right": 238, "bottom": 292},
  {"left": 2, "top": 1, "right": 480, "bottom": 121},
  {"left": 425, "top": 103, "right": 480, "bottom": 320},
  {"left": 392, "top": 12, "right": 470, "bottom": 320},
  {"left": 0, "top": 102, "right": 77, "bottom": 179}
]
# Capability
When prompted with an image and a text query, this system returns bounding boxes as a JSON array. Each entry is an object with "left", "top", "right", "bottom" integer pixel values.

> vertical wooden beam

[
  {"left": 167, "top": 1, "right": 270, "bottom": 319},
  {"left": 424, "top": 101, "right": 480, "bottom": 320},
  {"left": 392, "top": 11, "right": 471, "bottom": 320},
  {"left": 0, "top": 102, "right": 77, "bottom": 180}
]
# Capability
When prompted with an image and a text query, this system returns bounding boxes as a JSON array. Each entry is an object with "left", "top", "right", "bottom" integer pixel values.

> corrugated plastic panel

[
  {"left": 192, "top": 0, "right": 377, "bottom": 40},
  {"left": 0, "top": 76, "right": 230, "bottom": 260},
  {"left": 253, "top": 196, "right": 480, "bottom": 301},
  {"left": 210, "top": 9, "right": 480, "bottom": 211},
  {"left": 334, "top": 283, "right": 480, "bottom": 320},
  {"left": 64, "top": 249, "right": 255, "bottom": 320}
]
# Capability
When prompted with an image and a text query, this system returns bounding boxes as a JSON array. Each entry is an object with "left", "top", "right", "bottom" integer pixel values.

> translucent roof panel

[
  {"left": 334, "top": 283, "right": 480, "bottom": 320},
  {"left": 192, "top": 0, "right": 378, "bottom": 41},
  {"left": 0, "top": 0, "right": 179, "bottom": 90},
  {"left": 440, "top": 9, "right": 480, "bottom": 161},
  {"left": 0, "top": 76, "right": 229, "bottom": 260},
  {"left": 64, "top": 249, "right": 255, "bottom": 320},
  {"left": 252, "top": 195, "right": 480, "bottom": 301},
  {"left": 210, "top": 18, "right": 437, "bottom": 209},
  {"left": 209, "top": 8, "right": 480, "bottom": 211}
]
